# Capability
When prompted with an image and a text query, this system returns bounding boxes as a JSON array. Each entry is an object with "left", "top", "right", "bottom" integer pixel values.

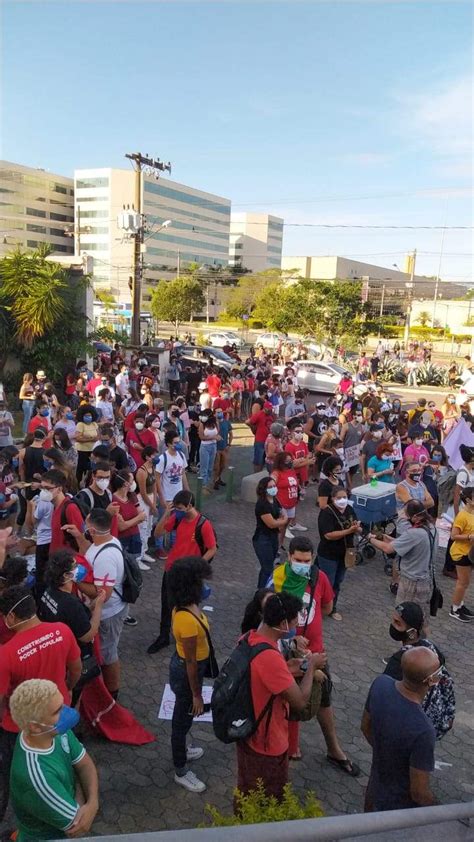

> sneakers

[
  {"left": 450, "top": 605, "right": 474, "bottom": 622},
  {"left": 174, "top": 770, "right": 206, "bottom": 793},
  {"left": 156, "top": 550, "right": 168, "bottom": 561},
  {"left": 124, "top": 616, "right": 138, "bottom": 627},
  {"left": 292, "top": 522, "right": 308, "bottom": 532},
  {"left": 147, "top": 636, "right": 170, "bottom": 654},
  {"left": 285, "top": 528, "right": 294, "bottom": 540},
  {"left": 186, "top": 745, "right": 204, "bottom": 761},
  {"left": 217, "top": 479, "right": 226, "bottom": 487},
  {"left": 142, "top": 552, "right": 157, "bottom": 564},
  {"left": 138, "top": 560, "right": 151, "bottom": 571}
]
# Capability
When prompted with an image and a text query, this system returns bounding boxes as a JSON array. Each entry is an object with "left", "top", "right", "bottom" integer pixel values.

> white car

[
  {"left": 256, "top": 331, "right": 288, "bottom": 349},
  {"left": 293, "top": 360, "right": 345, "bottom": 393},
  {"left": 203, "top": 331, "right": 245, "bottom": 349}
]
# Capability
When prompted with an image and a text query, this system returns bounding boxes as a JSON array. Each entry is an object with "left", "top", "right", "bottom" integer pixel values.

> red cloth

[
  {"left": 296, "top": 571, "right": 334, "bottom": 653},
  {"left": 0, "top": 616, "right": 14, "bottom": 645},
  {"left": 206, "top": 374, "right": 221, "bottom": 398},
  {"left": 123, "top": 410, "right": 139, "bottom": 434},
  {"left": 0, "top": 622, "right": 80, "bottom": 732},
  {"left": 27, "top": 416, "right": 49, "bottom": 435},
  {"left": 112, "top": 494, "right": 140, "bottom": 538},
  {"left": 125, "top": 429, "right": 156, "bottom": 468},
  {"left": 51, "top": 498, "right": 85, "bottom": 552},
  {"left": 86, "top": 377, "right": 101, "bottom": 396},
  {"left": 248, "top": 409, "right": 273, "bottom": 443},
  {"left": 246, "top": 630, "right": 294, "bottom": 756},
  {"left": 272, "top": 468, "right": 299, "bottom": 510},
  {"left": 212, "top": 398, "right": 232, "bottom": 413},
  {"left": 285, "top": 440, "right": 309, "bottom": 484},
  {"left": 164, "top": 513, "right": 216, "bottom": 571}
]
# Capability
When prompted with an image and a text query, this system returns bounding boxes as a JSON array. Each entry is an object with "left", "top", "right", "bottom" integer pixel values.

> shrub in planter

[
  {"left": 377, "top": 358, "right": 407, "bottom": 384},
  {"left": 203, "top": 781, "right": 324, "bottom": 827},
  {"left": 416, "top": 363, "right": 449, "bottom": 387}
]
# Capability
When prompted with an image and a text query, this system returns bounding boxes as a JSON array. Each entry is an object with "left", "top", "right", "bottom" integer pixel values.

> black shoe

[
  {"left": 459, "top": 605, "right": 474, "bottom": 620},
  {"left": 218, "top": 479, "right": 226, "bottom": 487},
  {"left": 389, "top": 582, "right": 398, "bottom": 596},
  {"left": 213, "top": 482, "right": 220, "bottom": 490},
  {"left": 449, "top": 605, "right": 471, "bottom": 623},
  {"left": 124, "top": 616, "right": 138, "bottom": 627},
  {"left": 147, "top": 636, "right": 170, "bottom": 654}
]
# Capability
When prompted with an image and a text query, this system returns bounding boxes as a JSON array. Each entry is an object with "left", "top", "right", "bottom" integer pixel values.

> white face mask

[
  {"left": 414, "top": 438, "right": 423, "bottom": 446},
  {"left": 333, "top": 497, "right": 348, "bottom": 509},
  {"left": 39, "top": 488, "right": 54, "bottom": 503},
  {"left": 129, "top": 480, "right": 137, "bottom": 492},
  {"left": 381, "top": 454, "right": 392, "bottom": 461},
  {"left": 96, "top": 478, "right": 110, "bottom": 491},
  {"left": 373, "top": 431, "right": 383, "bottom": 439},
  {"left": 135, "top": 422, "right": 145, "bottom": 431}
]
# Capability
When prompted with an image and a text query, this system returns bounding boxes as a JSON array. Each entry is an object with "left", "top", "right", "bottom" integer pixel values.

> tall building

[
  {"left": 0, "top": 160, "right": 74, "bottom": 257},
  {"left": 229, "top": 212, "right": 283, "bottom": 273},
  {"left": 74, "top": 168, "right": 231, "bottom": 311}
]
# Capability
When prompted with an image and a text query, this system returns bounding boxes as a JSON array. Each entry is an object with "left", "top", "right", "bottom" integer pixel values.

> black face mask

[{"left": 389, "top": 624, "right": 416, "bottom": 642}]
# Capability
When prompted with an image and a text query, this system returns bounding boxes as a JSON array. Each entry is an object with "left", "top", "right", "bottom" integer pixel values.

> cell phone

[
  {"left": 300, "top": 659, "right": 308, "bottom": 673},
  {"left": 188, "top": 702, "right": 211, "bottom": 715}
]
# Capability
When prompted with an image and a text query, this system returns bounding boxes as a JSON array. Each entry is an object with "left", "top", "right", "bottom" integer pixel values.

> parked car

[
  {"left": 256, "top": 331, "right": 288, "bottom": 349},
  {"left": 179, "top": 345, "right": 234, "bottom": 374},
  {"left": 292, "top": 360, "right": 344, "bottom": 394},
  {"left": 203, "top": 330, "right": 245, "bottom": 349}
]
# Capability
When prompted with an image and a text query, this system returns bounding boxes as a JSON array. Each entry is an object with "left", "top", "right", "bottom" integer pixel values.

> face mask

[
  {"left": 414, "top": 439, "right": 423, "bottom": 447},
  {"left": 71, "top": 563, "right": 88, "bottom": 583},
  {"left": 449, "top": 398, "right": 456, "bottom": 404},
  {"left": 40, "top": 409, "right": 49, "bottom": 417},
  {"left": 293, "top": 432, "right": 303, "bottom": 441},
  {"left": 135, "top": 422, "right": 145, "bottom": 431},
  {"left": 0, "top": 493, "right": 5, "bottom": 503},
  {"left": 373, "top": 431, "right": 383, "bottom": 439},
  {"left": 201, "top": 583, "right": 212, "bottom": 601},
  {"left": 381, "top": 454, "right": 392, "bottom": 461},
  {"left": 355, "top": 416, "right": 363, "bottom": 422},
  {"left": 432, "top": 454, "right": 442, "bottom": 462},
  {"left": 222, "top": 393, "right": 229, "bottom": 399},
  {"left": 290, "top": 561, "right": 312, "bottom": 578},
  {"left": 409, "top": 473, "right": 421, "bottom": 482},
  {"left": 199, "top": 415, "right": 208, "bottom": 422},
  {"left": 152, "top": 455, "right": 160, "bottom": 465},
  {"left": 11, "top": 457, "right": 19, "bottom": 469},
  {"left": 129, "top": 480, "right": 137, "bottom": 492},
  {"left": 281, "top": 627, "right": 297, "bottom": 641},
  {"left": 285, "top": 461, "right": 293, "bottom": 470},
  {"left": 39, "top": 488, "right": 54, "bottom": 503},
  {"left": 83, "top": 415, "right": 93, "bottom": 424},
  {"left": 123, "top": 370, "right": 129, "bottom": 376},
  {"left": 174, "top": 509, "right": 187, "bottom": 523},
  {"left": 65, "top": 412, "right": 74, "bottom": 420},
  {"left": 216, "top": 411, "right": 224, "bottom": 420},
  {"left": 335, "top": 448, "right": 344, "bottom": 457},
  {"left": 96, "top": 478, "right": 109, "bottom": 491},
  {"left": 389, "top": 624, "right": 414, "bottom": 642},
  {"left": 174, "top": 442, "right": 184, "bottom": 452},
  {"left": 267, "top": 486, "right": 278, "bottom": 497},
  {"left": 43, "top": 459, "right": 54, "bottom": 470},
  {"left": 35, "top": 704, "right": 80, "bottom": 736},
  {"left": 333, "top": 497, "right": 348, "bottom": 509}
]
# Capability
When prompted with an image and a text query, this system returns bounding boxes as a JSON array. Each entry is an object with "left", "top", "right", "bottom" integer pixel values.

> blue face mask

[
  {"left": 83, "top": 416, "right": 93, "bottom": 424},
  {"left": 152, "top": 455, "right": 160, "bottom": 465},
  {"left": 174, "top": 442, "right": 184, "bottom": 452},
  {"left": 201, "top": 583, "right": 212, "bottom": 601},
  {"left": 40, "top": 409, "right": 49, "bottom": 417},
  {"left": 65, "top": 412, "right": 74, "bottom": 420},
  {"left": 36, "top": 704, "right": 80, "bottom": 736},
  {"left": 267, "top": 486, "right": 278, "bottom": 497},
  {"left": 173, "top": 509, "right": 187, "bottom": 523},
  {"left": 216, "top": 412, "right": 224, "bottom": 420},
  {"left": 291, "top": 561, "right": 312, "bottom": 578},
  {"left": 72, "top": 563, "right": 88, "bottom": 583},
  {"left": 43, "top": 459, "right": 53, "bottom": 470},
  {"left": 11, "top": 458, "right": 19, "bottom": 469},
  {"left": 432, "top": 454, "right": 442, "bottom": 462},
  {"left": 281, "top": 627, "right": 297, "bottom": 640}
]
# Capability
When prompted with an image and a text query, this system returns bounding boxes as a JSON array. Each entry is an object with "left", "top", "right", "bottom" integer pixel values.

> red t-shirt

[
  {"left": 125, "top": 428, "right": 156, "bottom": 468},
  {"left": 248, "top": 410, "right": 273, "bottom": 443},
  {"left": 272, "top": 468, "right": 299, "bottom": 510},
  {"left": 87, "top": 377, "right": 101, "bottom": 396},
  {"left": 212, "top": 398, "right": 232, "bottom": 413},
  {"left": 27, "top": 416, "right": 49, "bottom": 436},
  {"left": 0, "top": 621, "right": 81, "bottom": 732},
  {"left": 164, "top": 513, "right": 216, "bottom": 571},
  {"left": 123, "top": 410, "right": 139, "bottom": 434},
  {"left": 206, "top": 375, "right": 221, "bottom": 398},
  {"left": 113, "top": 494, "right": 140, "bottom": 538},
  {"left": 296, "top": 571, "right": 334, "bottom": 653},
  {"left": 247, "top": 630, "right": 294, "bottom": 756},
  {"left": 285, "top": 440, "right": 309, "bottom": 484},
  {"left": 50, "top": 498, "right": 85, "bottom": 552},
  {"left": 0, "top": 616, "right": 14, "bottom": 645}
]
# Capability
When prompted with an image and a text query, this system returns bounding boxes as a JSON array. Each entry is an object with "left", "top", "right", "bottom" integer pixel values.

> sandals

[
  {"left": 326, "top": 754, "right": 361, "bottom": 777},
  {"left": 289, "top": 750, "right": 302, "bottom": 761}
]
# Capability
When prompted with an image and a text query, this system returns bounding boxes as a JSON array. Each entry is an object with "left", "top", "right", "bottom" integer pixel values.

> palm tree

[{"left": 416, "top": 311, "right": 431, "bottom": 327}]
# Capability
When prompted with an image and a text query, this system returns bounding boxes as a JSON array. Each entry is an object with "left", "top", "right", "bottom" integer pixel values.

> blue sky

[{"left": 2, "top": 1, "right": 472, "bottom": 281}]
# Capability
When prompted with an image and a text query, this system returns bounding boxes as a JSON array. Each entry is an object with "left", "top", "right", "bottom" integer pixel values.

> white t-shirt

[
  {"left": 155, "top": 450, "right": 188, "bottom": 501},
  {"left": 115, "top": 373, "right": 130, "bottom": 398},
  {"left": 96, "top": 400, "right": 115, "bottom": 423},
  {"left": 86, "top": 537, "right": 125, "bottom": 619}
]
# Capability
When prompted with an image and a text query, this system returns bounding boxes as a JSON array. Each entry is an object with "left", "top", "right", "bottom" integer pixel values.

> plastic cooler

[{"left": 351, "top": 482, "right": 397, "bottom": 524}]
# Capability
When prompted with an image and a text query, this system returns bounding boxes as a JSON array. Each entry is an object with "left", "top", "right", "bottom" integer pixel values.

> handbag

[
  {"left": 178, "top": 609, "right": 219, "bottom": 678},
  {"left": 331, "top": 508, "right": 357, "bottom": 568},
  {"left": 424, "top": 526, "right": 443, "bottom": 617}
]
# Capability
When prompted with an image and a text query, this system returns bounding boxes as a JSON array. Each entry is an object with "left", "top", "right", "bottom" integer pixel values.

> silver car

[{"left": 294, "top": 360, "right": 345, "bottom": 393}]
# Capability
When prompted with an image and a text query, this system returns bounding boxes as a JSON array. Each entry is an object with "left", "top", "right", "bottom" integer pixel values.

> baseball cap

[
  {"left": 263, "top": 401, "right": 273, "bottom": 410},
  {"left": 395, "top": 602, "right": 424, "bottom": 632}
]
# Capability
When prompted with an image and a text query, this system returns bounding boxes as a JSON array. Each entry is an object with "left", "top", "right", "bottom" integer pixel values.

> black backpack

[
  {"left": 94, "top": 541, "right": 143, "bottom": 605},
  {"left": 211, "top": 632, "right": 275, "bottom": 745},
  {"left": 177, "top": 514, "right": 218, "bottom": 556}
]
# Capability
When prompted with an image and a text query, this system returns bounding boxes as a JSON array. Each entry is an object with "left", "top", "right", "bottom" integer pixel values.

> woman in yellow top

[
  {"left": 168, "top": 555, "right": 213, "bottom": 794},
  {"left": 449, "top": 486, "right": 474, "bottom": 622},
  {"left": 74, "top": 406, "right": 99, "bottom": 484}
]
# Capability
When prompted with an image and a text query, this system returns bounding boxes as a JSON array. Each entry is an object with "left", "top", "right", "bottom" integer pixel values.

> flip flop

[
  {"left": 289, "top": 750, "right": 302, "bottom": 761},
  {"left": 326, "top": 754, "right": 361, "bottom": 777}
]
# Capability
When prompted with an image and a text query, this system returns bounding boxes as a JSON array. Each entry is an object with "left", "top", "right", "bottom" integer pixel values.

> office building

[
  {"left": 0, "top": 160, "right": 74, "bottom": 257},
  {"left": 229, "top": 212, "right": 283, "bottom": 272},
  {"left": 74, "top": 168, "right": 231, "bottom": 313}
]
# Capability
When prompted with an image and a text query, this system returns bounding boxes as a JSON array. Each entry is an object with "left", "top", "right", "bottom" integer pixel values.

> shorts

[
  {"left": 99, "top": 603, "right": 128, "bottom": 665},
  {"left": 253, "top": 441, "right": 265, "bottom": 467},
  {"left": 451, "top": 553, "right": 473, "bottom": 568},
  {"left": 281, "top": 506, "right": 296, "bottom": 519},
  {"left": 397, "top": 575, "right": 431, "bottom": 612}
]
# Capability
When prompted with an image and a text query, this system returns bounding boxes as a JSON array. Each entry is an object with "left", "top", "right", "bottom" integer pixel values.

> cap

[
  {"left": 263, "top": 401, "right": 273, "bottom": 410},
  {"left": 316, "top": 402, "right": 326, "bottom": 409},
  {"left": 395, "top": 602, "right": 424, "bottom": 632},
  {"left": 198, "top": 382, "right": 207, "bottom": 392},
  {"left": 36, "top": 370, "right": 46, "bottom": 378}
]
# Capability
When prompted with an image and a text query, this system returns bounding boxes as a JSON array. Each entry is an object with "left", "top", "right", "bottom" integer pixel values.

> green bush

[
  {"left": 203, "top": 781, "right": 324, "bottom": 827},
  {"left": 416, "top": 363, "right": 449, "bottom": 387}
]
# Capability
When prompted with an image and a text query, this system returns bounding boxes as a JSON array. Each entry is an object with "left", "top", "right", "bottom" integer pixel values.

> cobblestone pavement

[{"left": 2, "top": 423, "right": 473, "bottom": 837}]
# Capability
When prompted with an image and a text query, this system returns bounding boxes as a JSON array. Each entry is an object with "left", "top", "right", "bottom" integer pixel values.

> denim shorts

[{"left": 253, "top": 441, "right": 265, "bottom": 466}]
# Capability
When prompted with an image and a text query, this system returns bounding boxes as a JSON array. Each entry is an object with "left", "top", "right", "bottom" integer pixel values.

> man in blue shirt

[
  {"left": 213, "top": 409, "right": 233, "bottom": 489},
  {"left": 361, "top": 646, "right": 439, "bottom": 811}
]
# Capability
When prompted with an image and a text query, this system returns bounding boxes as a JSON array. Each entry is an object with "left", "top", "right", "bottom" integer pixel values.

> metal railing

[{"left": 77, "top": 801, "right": 474, "bottom": 842}]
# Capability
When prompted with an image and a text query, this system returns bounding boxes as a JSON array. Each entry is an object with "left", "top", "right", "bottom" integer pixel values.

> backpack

[
  {"left": 60, "top": 496, "right": 92, "bottom": 551},
  {"left": 160, "top": 450, "right": 185, "bottom": 471},
  {"left": 76, "top": 487, "right": 112, "bottom": 512},
  {"left": 211, "top": 632, "right": 275, "bottom": 745},
  {"left": 94, "top": 541, "right": 143, "bottom": 604},
  {"left": 436, "top": 469, "right": 457, "bottom": 515},
  {"left": 177, "top": 514, "right": 218, "bottom": 556}
]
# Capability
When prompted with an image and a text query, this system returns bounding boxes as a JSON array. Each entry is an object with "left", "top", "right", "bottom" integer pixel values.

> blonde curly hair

[{"left": 10, "top": 679, "right": 59, "bottom": 731}]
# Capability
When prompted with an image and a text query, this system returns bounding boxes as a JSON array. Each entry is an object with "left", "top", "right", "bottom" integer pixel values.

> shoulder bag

[
  {"left": 424, "top": 526, "right": 443, "bottom": 617},
  {"left": 176, "top": 608, "right": 219, "bottom": 678}
]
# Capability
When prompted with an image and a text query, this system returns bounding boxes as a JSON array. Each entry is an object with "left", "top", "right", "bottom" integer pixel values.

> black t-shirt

[
  {"left": 77, "top": 487, "right": 111, "bottom": 511},
  {"left": 318, "top": 478, "right": 344, "bottom": 501},
  {"left": 318, "top": 504, "right": 356, "bottom": 560},
  {"left": 384, "top": 639, "right": 444, "bottom": 681},
  {"left": 38, "top": 587, "right": 92, "bottom": 657},
  {"left": 108, "top": 446, "right": 129, "bottom": 471},
  {"left": 254, "top": 498, "right": 282, "bottom": 539}
]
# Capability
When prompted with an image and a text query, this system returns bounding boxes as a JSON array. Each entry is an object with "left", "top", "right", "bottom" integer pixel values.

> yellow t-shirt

[
  {"left": 172, "top": 608, "right": 210, "bottom": 661},
  {"left": 75, "top": 421, "right": 99, "bottom": 452},
  {"left": 450, "top": 510, "right": 474, "bottom": 561}
]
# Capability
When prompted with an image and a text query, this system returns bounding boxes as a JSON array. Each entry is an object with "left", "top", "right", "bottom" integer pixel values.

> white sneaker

[
  {"left": 137, "top": 560, "right": 151, "bottom": 571},
  {"left": 142, "top": 552, "right": 156, "bottom": 564},
  {"left": 292, "top": 522, "right": 308, "bottom": 531},
  {"left": 186, "top": 745, "right": 204, "bottom": 761},
  {"left": 285, "top": 528, "right": 294, "bottom": 539},
  {"left": 174, "top": 770, "right": 206, "bottom": 793}
]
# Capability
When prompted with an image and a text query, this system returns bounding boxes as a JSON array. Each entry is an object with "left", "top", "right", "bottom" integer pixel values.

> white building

[
  {"left": 74, "top": 168, "right": 231, "bottom": 314},
  {"left": 0, "top": 160, "right": 74, "bottom": 257},
  {"left": 229, "top": 212, "right": 283, "bottom": 273}
]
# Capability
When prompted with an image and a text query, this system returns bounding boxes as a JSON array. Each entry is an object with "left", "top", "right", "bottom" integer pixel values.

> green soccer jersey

[{"left": 10, "top": 729, "right": 85, "bottom": 841}]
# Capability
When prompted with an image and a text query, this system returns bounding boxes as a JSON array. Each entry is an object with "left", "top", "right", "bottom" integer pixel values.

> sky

[{"left": 1, "top": 0, "right": 473, "bottom": 283}]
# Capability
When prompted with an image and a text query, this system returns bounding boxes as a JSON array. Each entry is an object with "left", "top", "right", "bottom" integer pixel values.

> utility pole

[
  {"left": 377, "top": 284, "right": 385, "bottom": 339},
  {"left": 125, "top": 152, "right": 171, "bottom": 346},
  {"left": 403, "top": 250, "right": 417, "bottom": 346},
  {"left": 432, "top": 225, "right": 446, "bottom": 327},
  {"left": 64, "top": 205, "right": 91, "bottom": 256}
]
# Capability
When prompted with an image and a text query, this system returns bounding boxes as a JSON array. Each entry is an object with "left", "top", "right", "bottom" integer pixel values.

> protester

[
  {"left": 367, "top": 443, "right": 395, "bottom": 484},
  {"left": 317, "top": 487, "right": 361, "bottom": 620},
  {"left": 317, "top": 455, "right": 345, "bottom": 509},
  {"left": 19, "top": 373, "right": 36, "bottom": 436},
  {"left": 213, "top": 408, "right": 233, "bottom": 489},
  {"left": 136, "top": 445, "right": 159, "bottom": 565},
  {"left": 155, "top": 431, "right": 189, "bottom": 559},
  {"left": 362, "top": 647, "right": 440, "bottom": 810},
  {"left": 271, "top": 451, "right": 301, "bottom": 542},
  {"left": 246, "top": 401, "right": 274, "bottom": 472},
  {"left": 252, "top": 475, "right": 288, "bottom": 588},
  {"left": 75, "top": 410, "right": 99, "bottom": 483},
  {"left": 111, "top": 469, "right": 148, "bottom": 571},
  {"left": 449, "top": 485, "right": 474, "bottom": 621},
  {"left": 198, "top": 410, "right": 220, "bottom": 492}
]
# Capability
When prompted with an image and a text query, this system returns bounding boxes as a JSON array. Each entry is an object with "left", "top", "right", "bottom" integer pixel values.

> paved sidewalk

[{"left": 1, "top": 426, "right": 473, "bottom": 837}]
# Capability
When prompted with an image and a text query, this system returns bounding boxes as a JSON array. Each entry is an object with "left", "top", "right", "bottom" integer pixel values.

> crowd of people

[{"left": 0, "top": 338, "right": 471, "bottom": 839}]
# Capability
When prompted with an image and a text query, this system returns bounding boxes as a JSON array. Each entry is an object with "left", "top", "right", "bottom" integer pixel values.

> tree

[
  {"left": 223, "top": 269, "right": 290, "bottom": 320},
  {"left": 416, "top": 311, "right": 432, "bottom": 327},
  {"left": 150, "top": 277, "right": 205, "bottom": 332},
  {"left": 96, "top": 290, "right": 117, "bottom": 313}
]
